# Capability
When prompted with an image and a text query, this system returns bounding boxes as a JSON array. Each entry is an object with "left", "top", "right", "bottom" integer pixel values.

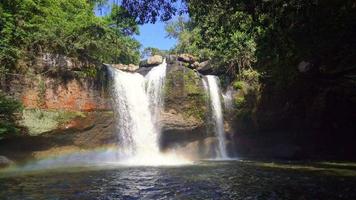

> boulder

[
  {"left": 178, "top": 54, "right": 197, "bottom": 64},
  {"left": 197, "top": 60, "right": 213, "bottom": 75},
  {"left": 298, "top": 61, "right": 311, "bottom": 73},
  {"left": 111, "top": 64, "right": 124, "bottom": 70},
  {"left": 140, "top": 55, "right": 163, "bottom": 67},
  {"left": 148, "top": 55, "right": 163, "bottom": 65},
  {"left": 190, "top": 61, "right": 200, "bottom": 69},
  {"left": 128, "top": 64, "right": 139, "bottom": 71},
  {"left": 0, "top": 156, "right": 13, "bottom": 168}
]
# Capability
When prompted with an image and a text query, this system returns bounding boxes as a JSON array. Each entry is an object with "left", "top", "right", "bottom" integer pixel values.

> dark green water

[{"left": 1, "top": 160, "right": 356, "bottom": 200}]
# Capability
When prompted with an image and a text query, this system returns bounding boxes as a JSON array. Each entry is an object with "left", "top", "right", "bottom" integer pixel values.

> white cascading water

[
  {"left": 203, "top": 75, "right": 228, "bottom": 159},
  {"left": 145, "top": 65, "right": 166, "bottom": 130},
  {"left": 108, "top": 60, "right": 189, "bottom": 165},
  {"left": 222, "top": 86, "right": 234, "bottom": 111}
]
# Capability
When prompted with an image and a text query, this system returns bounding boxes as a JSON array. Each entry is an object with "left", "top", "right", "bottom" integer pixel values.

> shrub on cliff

[{"left": 0, "top": 91, "right": 23, "bottom": 138}]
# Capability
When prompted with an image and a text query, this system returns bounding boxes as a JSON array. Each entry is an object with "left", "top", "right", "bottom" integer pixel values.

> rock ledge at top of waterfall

[
  {"left": 104, "top": 55, "right": 164, "bottom": 73},
  {"left": 110, "top": 63, "right": 139, "bottom": 72},
  {"left": 139, "top": 55, "right": 164, "bottom": 68}
]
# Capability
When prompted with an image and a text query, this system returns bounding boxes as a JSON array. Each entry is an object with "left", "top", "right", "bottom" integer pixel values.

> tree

[
  {"left": 0, "top": 0, "right": 141, "bottom": 74},
  {"left": 165, "top": 16, "right": 212, "bottom": 59},
  {"left": 121, "top": 0, "right": 185, "bottom": 24},
  {"left": 142, "top": 47, "right": 164, "bottom": 58}
]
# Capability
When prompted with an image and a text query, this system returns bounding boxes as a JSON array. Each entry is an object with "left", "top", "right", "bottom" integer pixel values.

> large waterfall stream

[
  {"left": 109, "top": 61, "right": 188, "bottom": 165},
  {"left": 203, "top": 75, "right": 228, "bottom": 159}
]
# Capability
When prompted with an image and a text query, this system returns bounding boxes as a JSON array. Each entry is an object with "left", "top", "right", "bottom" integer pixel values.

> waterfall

[
  {"left": 223, "top": 86, "right": 234, "bottom": 111},
  {"left": 145, "top": 65, "right": 167, "bottom": 129},
  {"left": 108, "top": 60, "right": 189, "bottom": 165},
  {"left": 203, "top": 75, "right": 228, "bottom": 159},
  {"left": 109, "top": 66, "right": 161, "bottom": 160}
]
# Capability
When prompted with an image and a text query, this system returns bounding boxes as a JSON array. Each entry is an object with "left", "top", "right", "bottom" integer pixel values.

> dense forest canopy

[
  {"left": 3, "top": 0, "right": 354, "bottom": 78},
  {"left": 118, "top": 0, "right": 355, "bottom": 84},
  {"left": 0, "top": 0, "right": 140, "bottom": 73}
]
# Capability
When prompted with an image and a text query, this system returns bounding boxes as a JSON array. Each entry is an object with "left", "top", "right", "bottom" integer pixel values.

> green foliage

[
  {"left": 0, "top": 0, "right": 140, "bottom": 73},
  {"left": 234, "top": 97, "right": 245, "bottom": 108},
  {"left": 142, "top": 47, "right": 168, "bottom": 58},
  {"left": 240, "top": 69, "right": 260, "bottom": 86},
  {"left": 233, "top": 81, "right": 245, "bottom": 90},
  {"left": 74, "top": 67, "right": 98, "bottom": 78},
  {"left": 183, "top": 69, "right": 201, "bottom": 95},
  {"left": 121, "top": 0, "right": 180, "bottom": 24},
  {"left": 165, "top": 17, "right": 213, "bottom": 60},
  {"left": 0, "top": 91, "right": 23, "bottom": 137},
  {"left": 164, "top": 0, "right": 356, "bottom": 88},
  {"left": 232, "top": 68, "right": 261, "bottom": 122},
  {"left": 107, "top": 4, "right": 139, "bottom": 36}
]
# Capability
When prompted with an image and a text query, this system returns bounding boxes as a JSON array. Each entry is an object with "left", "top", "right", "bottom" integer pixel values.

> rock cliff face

[
  {"left": 19, "top": 77, "right": 110, "bottom": 111},
  {"left": 1, "top": 56, "right": 239, "bottom": 163},
  {"left": 5, "top": 54, "right": 111, "bottom": 112},
  {"left": 158, "top": 61, "right": 218, "bottom": 158},
  {"left": 222, "top": 68, "right": 356, "bottom": 160},
  {"left": 0, "top": 55, "right": 116, "bottom": 164},
  {"left": 0, "top": 112, "right": 115, "bottom": 163},
  {"left": 2, "top": 54, "right": 354, "bottom": 164}
]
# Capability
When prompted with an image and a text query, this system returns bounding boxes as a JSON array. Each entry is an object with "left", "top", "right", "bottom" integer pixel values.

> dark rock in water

[
  {"left": 197, "top": 60, "right": 213, "bottom": 75},
  {"left": 0, "top": 156, "right": 13, "bottom": 168},
  {"left": 140, "top": 55, "right": 163, "bottom": 67},
  {"left": 178, "top": 54, "right": 197, "bottom": 64}
]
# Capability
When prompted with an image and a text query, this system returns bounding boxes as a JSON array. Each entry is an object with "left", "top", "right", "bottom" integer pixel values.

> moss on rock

[
  {"left": 231, "top": 68, "right": 262, "bottom": 133},
  {"left": 164, "top": 65, "right": 207, "bottom": 122},
  {"left": 21, "top": 109, "right": 86, "bottom": 136}
]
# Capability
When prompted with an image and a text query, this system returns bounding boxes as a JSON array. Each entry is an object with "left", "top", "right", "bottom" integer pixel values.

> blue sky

[
  {"left": 95, "top": 1, "right": 178, "bottom": 51},
  {"left": 134, "top": 22, "right": 177, "bottom": 51}
]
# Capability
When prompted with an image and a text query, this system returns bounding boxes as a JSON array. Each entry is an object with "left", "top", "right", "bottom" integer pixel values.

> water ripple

[{"left": 1, "top": 161, "right": 356, "bottom": 199}]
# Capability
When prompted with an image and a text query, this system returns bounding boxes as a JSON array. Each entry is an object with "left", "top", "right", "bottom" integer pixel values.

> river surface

[{"left": 1, "top": 160, "right": 356, "bottom": 200}]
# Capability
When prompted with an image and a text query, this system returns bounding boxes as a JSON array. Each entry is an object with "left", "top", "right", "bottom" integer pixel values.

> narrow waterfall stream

[
  {"left": 108, "top": 61, "right": 189, "bottom": 165},
  {"left": 223, "top": 86, "right": 234, "bottom": 111},
  {"left": 203, "top": 75, "right": 228, "bottom": 159}
]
